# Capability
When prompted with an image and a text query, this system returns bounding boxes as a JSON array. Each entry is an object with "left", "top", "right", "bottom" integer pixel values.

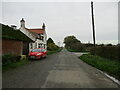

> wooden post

[{"left": 91, "top": 1, "right": 96, "bottom": 48}]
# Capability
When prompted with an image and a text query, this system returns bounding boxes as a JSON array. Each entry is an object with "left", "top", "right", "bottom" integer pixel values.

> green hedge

[{"left": 90, "top": 46, "right": 120, "bottom": 61}]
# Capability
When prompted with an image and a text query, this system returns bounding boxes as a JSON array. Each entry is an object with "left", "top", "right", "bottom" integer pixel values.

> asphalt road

[{"left": 3, "top": 48, "right": 120, "bottom": 88}]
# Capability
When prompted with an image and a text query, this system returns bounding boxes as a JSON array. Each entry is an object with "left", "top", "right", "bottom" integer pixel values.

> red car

[{"left": 28, "top": 48, "right": 47, "bottom": 60}]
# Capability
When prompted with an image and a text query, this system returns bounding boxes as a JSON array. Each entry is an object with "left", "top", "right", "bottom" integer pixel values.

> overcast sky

[{"left": 1, "top": 0, "right": 119, "bottom": 45}]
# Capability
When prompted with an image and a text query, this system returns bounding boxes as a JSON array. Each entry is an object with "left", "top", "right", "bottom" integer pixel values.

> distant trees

[
  {"left": 47, "top": 38, "right": 59, "bottom": 51},
  {"left": 63, "top": 35, "right": 118, "bottom": 54},
  {"left": 64, "top": 35, "right": 85, "bottom": 52}
]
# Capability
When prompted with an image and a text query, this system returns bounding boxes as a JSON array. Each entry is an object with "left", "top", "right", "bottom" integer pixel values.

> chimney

[
  {"left": 20, "top": 18, "right": 25, "bottom": 28},
  {"left": 42, "top": 23, "right": 45, "bottom": 30}
]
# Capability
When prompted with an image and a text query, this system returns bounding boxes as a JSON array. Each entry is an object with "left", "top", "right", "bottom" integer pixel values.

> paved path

[{"left": 3, "top": 48, "right": 119, "bottom": 88}]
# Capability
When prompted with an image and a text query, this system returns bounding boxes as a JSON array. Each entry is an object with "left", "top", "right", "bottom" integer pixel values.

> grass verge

[
  {"left": 79, "top": 54, "right": 120, "bottom": 80},
  {"left": 2, "top": 59, "right": 29, "bottom": 72},
  {"left": 47, "top": 48, "right": 62, "bottom": 55}
]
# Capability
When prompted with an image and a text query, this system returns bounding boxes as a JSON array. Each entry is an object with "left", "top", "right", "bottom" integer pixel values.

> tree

[
  {"left": 47, "top": 43, "right": 59, "bottom": 51},
  {"left": 71, "top": 42, "right": 85, "bottom": 51},
  {"left": 47, "top": 38, "right": 54, "bottom": 44},
  {"left": 64, "top": 35, "right": 81, "bottom": 48},
  {"left": 47, "top": 37, "right": 59, "bottom": 51}
]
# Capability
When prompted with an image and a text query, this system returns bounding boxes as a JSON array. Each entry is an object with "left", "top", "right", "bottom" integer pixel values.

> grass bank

[
  {"left": 47, "top": 48, "right": 62, "bottom": 55},
  {"left": 79, "top": 54, "right": 120, "bottom": 80},
  {"left": 2, "top": 59, "right": 29, "bottom": 72}
]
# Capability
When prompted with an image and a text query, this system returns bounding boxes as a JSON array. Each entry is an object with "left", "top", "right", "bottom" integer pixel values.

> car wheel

[
  {"left": 44, "top": 55, "right": 47, "bottom": 58},
  {"left": 41, "top": 56, "right": 44, "bottom": 59}
]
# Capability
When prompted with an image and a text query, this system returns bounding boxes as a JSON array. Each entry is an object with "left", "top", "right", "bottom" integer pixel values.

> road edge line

[{"left": 97, "top": 69, "right": 120, "bottom": 86}]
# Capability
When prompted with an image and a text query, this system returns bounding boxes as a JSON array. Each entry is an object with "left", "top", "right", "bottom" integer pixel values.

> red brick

[{"left": 2, "top": 39, "right": 23, "bottom": 55}]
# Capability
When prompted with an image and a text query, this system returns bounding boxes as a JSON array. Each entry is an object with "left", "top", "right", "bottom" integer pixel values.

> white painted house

[{"left": 19, "top": 18, "right": 47, "bottom": 51}]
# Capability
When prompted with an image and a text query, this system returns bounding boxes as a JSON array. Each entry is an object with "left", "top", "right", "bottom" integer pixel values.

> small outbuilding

[{"left": 1, "top": 24, "right": 34, "bottom": 56}]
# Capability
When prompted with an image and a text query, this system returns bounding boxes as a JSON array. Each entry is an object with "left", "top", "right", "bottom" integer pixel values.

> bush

[
  {"left": 2, "top": 54, "right": 21, "bottom": 64},
  {"left": 90, "top": 46, "right": 120, "bottom": 61},
  {"left": 47, "top": 43, "right": 59, "bottom": 51}
]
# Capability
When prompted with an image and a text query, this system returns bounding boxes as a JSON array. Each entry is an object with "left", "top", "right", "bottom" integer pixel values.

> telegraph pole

[{"left": 91, "top": 1, "right": 96, "bottom": 48}]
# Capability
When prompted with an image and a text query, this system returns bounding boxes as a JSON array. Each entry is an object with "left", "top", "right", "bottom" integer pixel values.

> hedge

[
  {"left": 2, "top": 54, "right": 21, "bottom": 65},
  {"left": 90, "top": 46, "right": 120, "bottom": 61}
]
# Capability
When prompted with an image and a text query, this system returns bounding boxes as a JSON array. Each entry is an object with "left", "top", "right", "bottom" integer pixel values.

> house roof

[
  {"left": 26, "top": 28, "right": 45, "bottom": 34},
  {"left": 30, "top": 32, "right": 38, "bottom": 37},
  {"left": 1, "top": 24, "right": 34, "bottom": 42}
]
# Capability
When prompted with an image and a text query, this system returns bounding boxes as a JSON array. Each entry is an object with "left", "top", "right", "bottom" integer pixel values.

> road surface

[{"left": 3, "top": 48, "right": 120, "bottom": 88}]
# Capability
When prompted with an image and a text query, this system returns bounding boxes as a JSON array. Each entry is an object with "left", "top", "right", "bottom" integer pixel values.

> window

[
  {"left": 35, "top": 43, "right": 37, "bottom": 48},
  {"left": 44, "top": 44, "right": 46, "bottom": 49},
  {"left": 38, "top": 34, "right": 41, "bottom": 38},
  {"left": 38, "top": 43, "right": 41, "bottom": 48},
  {"left": 38, "top": 43, "right": 43, "bottom": 48},
  {"left": 37, "top": 34, "right": 44, "bottom": 41},
  {"left": 31, "top": 49, "right": 42, "bottom": 52}
]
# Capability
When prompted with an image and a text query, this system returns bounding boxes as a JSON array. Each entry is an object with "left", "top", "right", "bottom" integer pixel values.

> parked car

[{"left": 28, "top": 48, "right": 47, "bottom": 60}]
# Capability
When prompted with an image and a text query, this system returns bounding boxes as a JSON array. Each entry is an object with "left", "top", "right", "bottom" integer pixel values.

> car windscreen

[{"left": 31, "top": 49, "right": 42, "bottom": 52}]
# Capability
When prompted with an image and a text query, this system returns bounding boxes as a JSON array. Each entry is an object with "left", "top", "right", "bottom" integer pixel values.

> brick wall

[{"left": 2, "top": 39, "right": 23, "bottom": 55}]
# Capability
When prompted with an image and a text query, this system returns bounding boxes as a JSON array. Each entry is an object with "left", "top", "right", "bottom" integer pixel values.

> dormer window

[
  {"left": 37, "top": 34, "right": 44, "bottom": 41},
  {"left": 38, "top": 34, "right": 41, "bottom": 38}
]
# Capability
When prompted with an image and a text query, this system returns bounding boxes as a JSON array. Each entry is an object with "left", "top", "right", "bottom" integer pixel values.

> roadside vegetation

[
  {"left": 90, "top": 45, "right": 120, "bottom": 61},
  {"left": 64, "top": 36, "right": 86, "bottom": 52},
  {"left": 79, "top": 44, "right": 120, "bottom": 80},
  {"left": 79, "top": 54, "right": 120, "bottom": 80},
  {"left": 47, "top": 38, "right": 62, "bottom": 55},
  {"left": 2, "top": 54, "right": 29, "bottom": 72}
]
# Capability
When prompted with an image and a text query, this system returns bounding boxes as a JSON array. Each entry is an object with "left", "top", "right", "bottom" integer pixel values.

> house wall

[
  {"left": 29, "top": 33, "right": 47, "bottom": 51},
  {"left": 2, "top": 39, "right": 23, "bottom": 55}
]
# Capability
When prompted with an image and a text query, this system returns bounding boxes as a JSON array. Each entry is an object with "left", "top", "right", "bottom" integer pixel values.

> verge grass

[{"left": 79, "top": 54, "right": 120, "bottom": 80}]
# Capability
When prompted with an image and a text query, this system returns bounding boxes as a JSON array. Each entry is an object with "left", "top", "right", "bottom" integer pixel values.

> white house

[{"left": 19, "top": 18, "right": 47, "bottom": 51}]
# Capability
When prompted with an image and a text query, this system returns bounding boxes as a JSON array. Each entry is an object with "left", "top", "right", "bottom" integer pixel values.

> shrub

[{"left": 2, "top": 54, "right": 21, "bottom": 64}]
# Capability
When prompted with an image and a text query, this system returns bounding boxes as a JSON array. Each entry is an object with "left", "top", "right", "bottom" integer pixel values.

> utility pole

[{"left": 91, "top": 1, "right": 96, "bottom": 48}]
